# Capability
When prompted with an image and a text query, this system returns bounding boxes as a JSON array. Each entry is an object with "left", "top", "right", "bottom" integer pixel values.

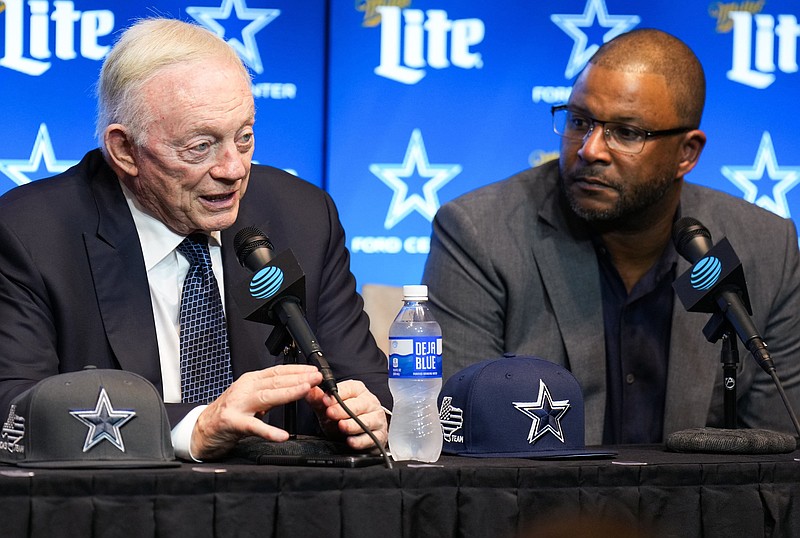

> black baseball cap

[{"left": 0, "top": 367, "right": 179, "bottom": 468}]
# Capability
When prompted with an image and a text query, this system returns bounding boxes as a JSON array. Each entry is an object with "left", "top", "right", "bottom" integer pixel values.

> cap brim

[
  {"left": 451, "top": 448, "right": 617, "bottom": 459},
  {"left": 17, "top": 459, "right": 181, "bottom": 469}
]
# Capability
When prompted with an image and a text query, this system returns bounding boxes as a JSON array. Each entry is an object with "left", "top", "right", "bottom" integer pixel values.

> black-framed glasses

[{"left": 551, "top": 105, "right": 694, "bottom": 155}]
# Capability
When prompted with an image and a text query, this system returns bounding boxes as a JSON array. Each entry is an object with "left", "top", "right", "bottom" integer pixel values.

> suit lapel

[
  {"left": 534, "top": 188, "right": 607, "bottom": 444},
  {"left": 84, "top": 160, "right": 162, "bottom": 391}
]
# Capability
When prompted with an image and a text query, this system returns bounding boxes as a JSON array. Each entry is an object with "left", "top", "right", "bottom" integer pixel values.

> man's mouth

[
  {"left": 202, "top": 192, "right": 235, "bottom": 202},
  {"left": 574, "top": 177, "right": 612, "bottom": 191}
]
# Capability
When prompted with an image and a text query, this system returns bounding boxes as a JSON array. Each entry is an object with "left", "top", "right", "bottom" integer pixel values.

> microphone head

[
  {"left": 672, "top": 217, "right": 713, "bottom": 263},
  {"left": 233, "top": 226, "right": 274, "bottom": 268}
]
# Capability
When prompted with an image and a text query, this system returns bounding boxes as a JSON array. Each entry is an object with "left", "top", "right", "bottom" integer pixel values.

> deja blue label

[{"left": 388, "top": 336, "right": 442, "bottom": 378}]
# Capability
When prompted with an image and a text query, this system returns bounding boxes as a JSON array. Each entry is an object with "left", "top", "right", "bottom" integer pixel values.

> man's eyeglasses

[{"left": 551, "top": 105, "right": 694, "bottom": 155}]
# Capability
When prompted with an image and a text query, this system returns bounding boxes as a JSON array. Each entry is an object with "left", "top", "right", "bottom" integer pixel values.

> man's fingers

[{"left": 190, "top": 366, "right": 322, "bottom": 459}]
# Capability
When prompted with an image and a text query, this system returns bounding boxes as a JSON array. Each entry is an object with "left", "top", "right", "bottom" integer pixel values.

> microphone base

[
  {"left": 665, "top": 427, "right": 796, "bottom": 454},
  {"left": 229, "top": 435, "right": 355, "bottom": 461}
]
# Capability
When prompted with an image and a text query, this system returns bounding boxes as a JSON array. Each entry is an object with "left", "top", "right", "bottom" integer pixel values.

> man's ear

[
  {"left": 104, "top": 124, "right": 139, "bottom": 177},
  {"left": 676, "top": 129, "right": 707, "bottom": 178}
]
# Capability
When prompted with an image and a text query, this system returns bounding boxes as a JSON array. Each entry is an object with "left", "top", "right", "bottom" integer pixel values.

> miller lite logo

[
  {"left": 373, "top": 6, "right": 485, "bottom": 84},
  {"left": 0, "top": 0, "right": 115, "bottom": 76},
  {"left": 710, "top": 5, "right": 800, "bottom": 89}
]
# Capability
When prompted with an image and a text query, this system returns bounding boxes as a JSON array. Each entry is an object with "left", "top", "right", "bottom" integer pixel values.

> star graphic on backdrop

[
  {"left": 551, "top": 0, "right": 640, "bottom": 79},
  {"left": 187, "top": 0, "right": 280, "bottom": 74},
  {"left": 0, "top": 123, "right": 79, "bottom": 187},
  {"left": 513, "top": 380, "right": 571, "bottom": 444},
  {"left": 722, "top": 131, "right": 800, "bottom": 219},
  {"left": 69, "top": 388, "right": 136, "bottom": 452},
  {"left": 369, "top": 129, "right": 462, "bottom": 229}
]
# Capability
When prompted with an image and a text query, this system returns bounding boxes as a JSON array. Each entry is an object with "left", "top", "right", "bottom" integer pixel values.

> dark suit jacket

[
  {"left": 0, "top": 149, "right": 390, "bottom": 434},
  {"left": 423, "top": 160, "right": 800, "bottom": 444}
]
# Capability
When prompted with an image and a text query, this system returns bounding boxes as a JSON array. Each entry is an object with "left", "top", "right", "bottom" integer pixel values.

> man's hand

[
  {"left": 190, "top": 364, "right": 322, "bottom": 460},
  {"left": 305, "top": 379, "right": 389, "bottom": 452}
]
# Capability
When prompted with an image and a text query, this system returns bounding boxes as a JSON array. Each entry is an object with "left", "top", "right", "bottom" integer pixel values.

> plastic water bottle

[{"left": 387, "top": 285, "right": 443, "bottom": 462}]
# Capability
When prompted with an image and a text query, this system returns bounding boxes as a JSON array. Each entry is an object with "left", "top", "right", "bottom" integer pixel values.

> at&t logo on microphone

[
  {"left": 249, "top": 266, "right": 284, "bottom": 299},
  {"left": 690, "top": 256, "right": 723, "bottom": 291}
]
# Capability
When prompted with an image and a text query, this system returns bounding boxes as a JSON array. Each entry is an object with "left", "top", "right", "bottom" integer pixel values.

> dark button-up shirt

[{"left": 597, "top": 240, "right": 678, "bottom": 444}]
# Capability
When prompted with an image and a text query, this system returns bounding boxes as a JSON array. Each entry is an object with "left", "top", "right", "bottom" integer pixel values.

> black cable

[
  {"left": 330, "top": 388, "right": 393, "bottom": 469},
  {"left": 769, "top": 369, "right": 800, "bottom": 438}
]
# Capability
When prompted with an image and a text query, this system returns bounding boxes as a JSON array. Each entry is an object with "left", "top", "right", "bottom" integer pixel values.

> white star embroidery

[
  {"left": 551, "top": 0, "right": 640, "bottom": 79},
  {"left": 187, "top": 0, "right": 280, "bottom": 74},
  {"left": 513, "top": 380, "right": 571, "bottom": 444},
  {"left": 0, "top": 123, "right": 79, "bottom": 187},
  {"left": 369, "top": 129, "right": 461, "bottom": 229},
  {"left": 722, "top": 131, "right": 800, "bottom": 219},
  {"left": 69, "top": 388, "right": 136, "bottom": 452}
]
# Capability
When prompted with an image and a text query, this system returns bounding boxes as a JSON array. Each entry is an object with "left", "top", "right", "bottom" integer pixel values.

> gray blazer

[{"left": 423, "top": 160, "right": 800, "bottom": 444}]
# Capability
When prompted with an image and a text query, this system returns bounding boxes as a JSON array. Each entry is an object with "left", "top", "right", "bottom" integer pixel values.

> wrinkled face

[
  {"left": 558, "top": 64, "right": 686, "bottom": 224},
  {"left": 127, "top": 58, "right": 255, "bottom": 235}
]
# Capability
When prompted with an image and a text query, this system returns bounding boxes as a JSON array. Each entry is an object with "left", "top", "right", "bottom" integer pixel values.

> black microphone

[
  {"left": 672, "top": 217, "right": 775, "bottom": 374},
  {"left": 233, "top": 227, "right": 338, "bottom": 394},
  {"left": 234, "top": 226, "right": 274, "bottom": 268},
  {"left": 673, "top": 217, "right": 713, "bottom": 263}
]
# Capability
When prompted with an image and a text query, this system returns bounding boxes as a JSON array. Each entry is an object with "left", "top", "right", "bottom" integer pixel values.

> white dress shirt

[{"left": 121, "top": 182, "right": 225, "bottom": 460}]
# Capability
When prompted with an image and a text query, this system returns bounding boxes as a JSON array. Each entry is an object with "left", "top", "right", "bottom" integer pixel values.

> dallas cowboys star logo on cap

[
  {"left": 69, "top": 387, "right": 137, "bottom": 453},
  {"left": 513, "top": 379, "right": 571, "bottom": 444}
]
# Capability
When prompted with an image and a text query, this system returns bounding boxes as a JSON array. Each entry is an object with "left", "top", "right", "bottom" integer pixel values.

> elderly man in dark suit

[
  {"left": 0, "top": 18, "right": 389, "bottom": 461},
  {"left": 423, "top": 29, "right": 800, "bottom": 445}
]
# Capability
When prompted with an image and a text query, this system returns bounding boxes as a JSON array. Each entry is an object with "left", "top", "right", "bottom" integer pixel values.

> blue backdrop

[{"left": 2, "top": 0, "right": 798, "bottom": 289}]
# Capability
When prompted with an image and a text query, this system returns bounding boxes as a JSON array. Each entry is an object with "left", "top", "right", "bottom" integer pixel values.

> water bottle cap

[{"left": 402, "top": 285, "right": 428, "bottom": 300}]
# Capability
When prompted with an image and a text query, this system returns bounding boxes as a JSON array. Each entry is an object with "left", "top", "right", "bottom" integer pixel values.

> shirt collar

[{"left": 119, "top": 180, "right": 222, "bottom": 271}]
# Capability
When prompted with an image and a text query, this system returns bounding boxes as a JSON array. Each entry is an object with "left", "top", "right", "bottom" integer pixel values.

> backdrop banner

[{"left": 2, "top": 0, "right": 798, "bottom": 288}]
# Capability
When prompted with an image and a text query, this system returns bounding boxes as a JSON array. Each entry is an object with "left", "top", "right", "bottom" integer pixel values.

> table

[{"left": 2, "top": 445, "right": 800, "bottom": 538}]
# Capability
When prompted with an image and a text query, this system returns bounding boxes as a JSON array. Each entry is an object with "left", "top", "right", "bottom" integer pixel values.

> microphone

[
  {"left": 234, "top": 226, "right": 274, "bottom": 268},
  {"left": 672, "top": 217, "right": 713, "bottom": 263},
  {"left": 672, "top": 217, "right": 774, "bottom": 374},
  {"left": 233, "top": 226, "right": 338, "bottom": 394}
]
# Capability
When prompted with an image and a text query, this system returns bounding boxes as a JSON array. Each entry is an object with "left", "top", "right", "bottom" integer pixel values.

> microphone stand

[
  {"left": 233, "top": 232, "right": 393, "bottom": 467},
  {"left": 265, "top": 324, "right": 298, "bottom": 439},
  {"left": 665, "top": 310, "right": 799, "bottom": 454},
  {"left": 669, "top": 222, "right": 800, "bottom": 453},
  {"left": 702, "top": 313, "right": 739, "bottom": 429},
  {"left": 262, "top": 310, "right": 394, "bottom": 469}
]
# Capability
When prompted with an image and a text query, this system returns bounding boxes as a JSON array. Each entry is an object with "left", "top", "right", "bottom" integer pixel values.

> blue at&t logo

[
  {"left": 690, "top": 256, "right": 722, "bottom": 291},
  {"left": 249, "top": 267, "right": 284, "bottom": 299}
]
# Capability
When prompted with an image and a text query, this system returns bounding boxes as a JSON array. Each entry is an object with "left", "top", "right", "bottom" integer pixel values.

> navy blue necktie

[{"left": 177, "top": 234, "right": 233, "bottom": 403}]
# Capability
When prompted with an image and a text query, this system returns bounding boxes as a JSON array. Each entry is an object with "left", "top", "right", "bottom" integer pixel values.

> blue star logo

[
  {"left": 186, "top": 0, "right": 280, "bottom": 74},
  {"left": 0, "top": 123, "right": 79, "bottom": 187},
  {"left": 69, "top": 387, "right": 137, "bottom": 452},
  {"left": 551, "top": 0, "right": 640, "bottom": 79},
  {"left": 513, "top": 380, "right": 571, "bottom": 444},
  {"left": 722, "top": 132, "right": 800, "bottom": 219},
  {"left": 369, "top": 129, "right": 462, "bottom": 229}
]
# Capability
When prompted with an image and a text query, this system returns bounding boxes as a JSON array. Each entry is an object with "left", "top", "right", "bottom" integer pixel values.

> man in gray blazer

[{"left": 423, "top": 29, "right": 800, "bottom": 445}]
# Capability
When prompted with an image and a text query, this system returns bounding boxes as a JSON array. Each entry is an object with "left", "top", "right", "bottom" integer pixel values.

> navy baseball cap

[
  {"left": 438, "top": 355, "right": 615, "bottom": 459},
  {"left": 0, "top": 367, "right": 179, "bottom": 468}
]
